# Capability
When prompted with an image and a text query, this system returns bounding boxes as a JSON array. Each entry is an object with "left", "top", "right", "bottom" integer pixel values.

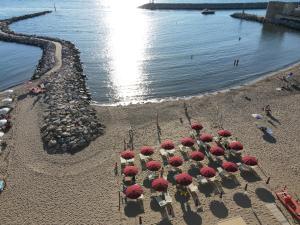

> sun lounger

[
  {"left": 164, "top": 192, "right": 172, "bottom": 204},
  {"left": 179, "top": 144, "right": 189, "bottom": 153},
  {"left": 139, "top": 153, "right": 151, "bottom": 162},
  {"left": 213, "top": 180, "right": 224, "bottom": 195},
  {"left": 188, "top": 184, "right": 203, "bottom": 210},
  {"left": 120, "top": 157, "right": 135, "bottom": 168},
  {"left": 217, "top": 167, "right": 230, "bottom": 179},
  {"left": 154, "top": 195, "right": 168, "bottom": 207},
  {"left": 148, "top": 172, "right": 159, "bottom": 181},
  {"left": 160, "top": 149, "right": 168, "bottom": 157},
  {"left": 196, "top": 175, "right": 208, "bottom": 185},
  {"left": 236, "top": 162, "right": 252, "bottom": 172}
]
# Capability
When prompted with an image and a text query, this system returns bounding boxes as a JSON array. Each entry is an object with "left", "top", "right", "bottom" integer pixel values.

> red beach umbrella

[
  {"left": 140, "top": 146, "right": 154, "bottom": 156},
  {"left": 146, "top": 160, "right": 161, "bottom": 171},
  {"left": 180, "top": 137, "right": 195, "bottom": 147},
  {"left": 121, "top": 150, "right": 135, "bottom": 159},
  {"left": 228, "top": 141, "right": 243, "bottom": 151},
  {"left": 210, "top": 145, "right": 225, "bottom": 156},
  {"left": 200, "top": 166, "right": 216, "bottom": 178},
  {"left": 199, "top": 133, "right": 213, "bottom": 142},
  {"left": 152, "top": 178, "right": 169, "bottom": 192},
  {"left": 123, "top": 165, "right": 138, "bottom": 176},
  {"left": 161, "top": 139, "right": 175, "bottom": 150},
  {"left": 217, "top": 129, "right": 232, "bottom": 137},
  {"left": 175, "top": 173, "right": 193, "bottom": 186},
  {"left": 168, "top": 156, "right": 183, "bottom": 167},
  {"left": 242, "top": 156, "right": 258, "bottom": 166},
  {"left": 191, "top": 122, "right": 203, "bottom": 131},
  {"left": 189, "top": 151, "right": 205, "bottom": 161},
  {"left": 222, "top": 161, "right": 238, "bottom": 172},
  {"left": 125, "top": 184, "right": 143, "bottom": 199}
]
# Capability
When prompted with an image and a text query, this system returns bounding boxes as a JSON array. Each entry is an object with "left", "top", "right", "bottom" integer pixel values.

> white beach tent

[
  {"left": 0, "top": 119, "right": 7, "bottom": 128},
  {"left": 1, "top": 98, "right": 13, "bottom": 103},
  {"left": 0, "top": 89, "right": 13, "bottom": 96},
  {"left": 0, "top": 107, "right": 11, "bottom": 115}
]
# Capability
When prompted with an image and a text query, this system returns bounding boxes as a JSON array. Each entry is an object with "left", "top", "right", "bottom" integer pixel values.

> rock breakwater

[{"left": 0, "top": 11, "right": 104, "bottom": 153}]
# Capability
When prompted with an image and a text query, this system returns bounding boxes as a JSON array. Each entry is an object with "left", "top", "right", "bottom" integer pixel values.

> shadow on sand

[
  {"left": 240, "top": 172, "right": 261, "bottom": 183},
  {"left": 124, "top": 201, "right": 144, "bottom": 217},
  {"left": 221, "top": 179, "right": 239, "bottom": 189},
  {"left": 188, "top": 166, "right": 199, "bottom": 178},
  {"left": 262, "top": 132, "right": 277, "bottom": 144},
  {"left": 198, "top": 183, "right": 215, "bottom": 197},
  {"left": 255, "top": 187, "right": 275, "bottom": 203},
  {"left": 210, "top": 200, "right": 229, "bottom": 218},
  {"left": 150, "top": 197, "right": 162, "bottom": 212},
  {"left": 182, "top": 203, "right": 202, "bottom": 225},
  {"left": 233, "top": 192, "right": 252, "bottom": 208}
]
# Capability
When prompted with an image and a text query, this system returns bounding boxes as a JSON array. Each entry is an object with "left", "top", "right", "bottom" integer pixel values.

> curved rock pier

[{"left": 0, "top": 11, "right": 104, "bottom": 153}]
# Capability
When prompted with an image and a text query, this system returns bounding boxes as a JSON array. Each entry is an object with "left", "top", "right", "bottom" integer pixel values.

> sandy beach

[{"left": 0, "top": 59, "right": 299, "bottom": 225}]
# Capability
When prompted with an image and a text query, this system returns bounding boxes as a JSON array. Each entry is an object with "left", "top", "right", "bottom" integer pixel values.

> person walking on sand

[{"left": 263, "top": 105, "right": 272, "bottom": 116}]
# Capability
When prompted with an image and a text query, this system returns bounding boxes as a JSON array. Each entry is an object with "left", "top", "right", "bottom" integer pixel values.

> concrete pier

[{"left": 139, "top": 2, "right": 299, "bottom": 11}]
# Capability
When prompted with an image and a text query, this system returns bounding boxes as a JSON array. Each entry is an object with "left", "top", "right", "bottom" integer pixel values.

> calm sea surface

[{"left": 1, "top": 0, "right": 300, "bottom": 105}]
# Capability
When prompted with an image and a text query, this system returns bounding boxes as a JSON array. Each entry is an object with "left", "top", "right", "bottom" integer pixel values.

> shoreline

[{"left": 91, "top": 59, "right": 300, "bottom": 107}]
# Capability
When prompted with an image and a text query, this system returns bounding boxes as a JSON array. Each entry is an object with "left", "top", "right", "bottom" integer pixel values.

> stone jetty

[{"left": 0, "top": 11, "right": 104, "bottom": 154}]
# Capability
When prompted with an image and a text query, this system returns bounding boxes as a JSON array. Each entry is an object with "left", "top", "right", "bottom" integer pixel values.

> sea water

[{"left": 0, "top": 0, "right": 300, "bottom": 105}]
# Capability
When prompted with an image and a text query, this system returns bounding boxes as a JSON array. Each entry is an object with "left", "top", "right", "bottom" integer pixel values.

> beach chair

[
  {"left": 165, "top": 204, "right": 175, "bottom": 219},
  {"left": 164, "top": 192, "right": 173, "bottom": 204},
  {"left": 179, "top": 145, "right": 189, "bottom": 159},
  {"left": 139, "top": 153, "right": 150, "bottom": 170},
  {"left": 217, "top": 167, "right": 230, "bottom": 180},
  {"left": 188, "top": 183, "right": 203, "bottom": 211},
  {"left": 160, "top": 149, "right": 169, "bottom": 165},
  {"left": 196, "top": 175, "right": 208, "bottom": 185},
  {"left": 127, "top": 158, "right": 134, "bottom": 165},
  {"left": 120, "top": 157, "right": 127, "bottom": 168},
  {"left": 213, "top": 180, "right": 224, "bottom": 195},
  {"left": 154, "top": 195, "right": 168, "bottom": 208},
  {"left": 148, "top": 172, "right": 159, "bottom": 181},
  {"left": 236, "top": 162, "right": 252, "bottom": 173}
]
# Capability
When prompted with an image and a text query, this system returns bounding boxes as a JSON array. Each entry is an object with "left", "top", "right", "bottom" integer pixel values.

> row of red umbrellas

[{"left": 123, "top": 156, "right": 258, "bottom": 177}]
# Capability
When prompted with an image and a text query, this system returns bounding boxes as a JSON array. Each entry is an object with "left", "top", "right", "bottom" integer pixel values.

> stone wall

[{"left": 266, "top": 1, "right": 299, "bottom": 20}]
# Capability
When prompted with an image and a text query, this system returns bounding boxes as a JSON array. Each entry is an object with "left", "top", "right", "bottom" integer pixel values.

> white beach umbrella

[
  {"left": 0, "top": 119, "right": 7, "bottom": 128},
  {"left": 0, "top": 108, "right": 11, "bottom": 115}
]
